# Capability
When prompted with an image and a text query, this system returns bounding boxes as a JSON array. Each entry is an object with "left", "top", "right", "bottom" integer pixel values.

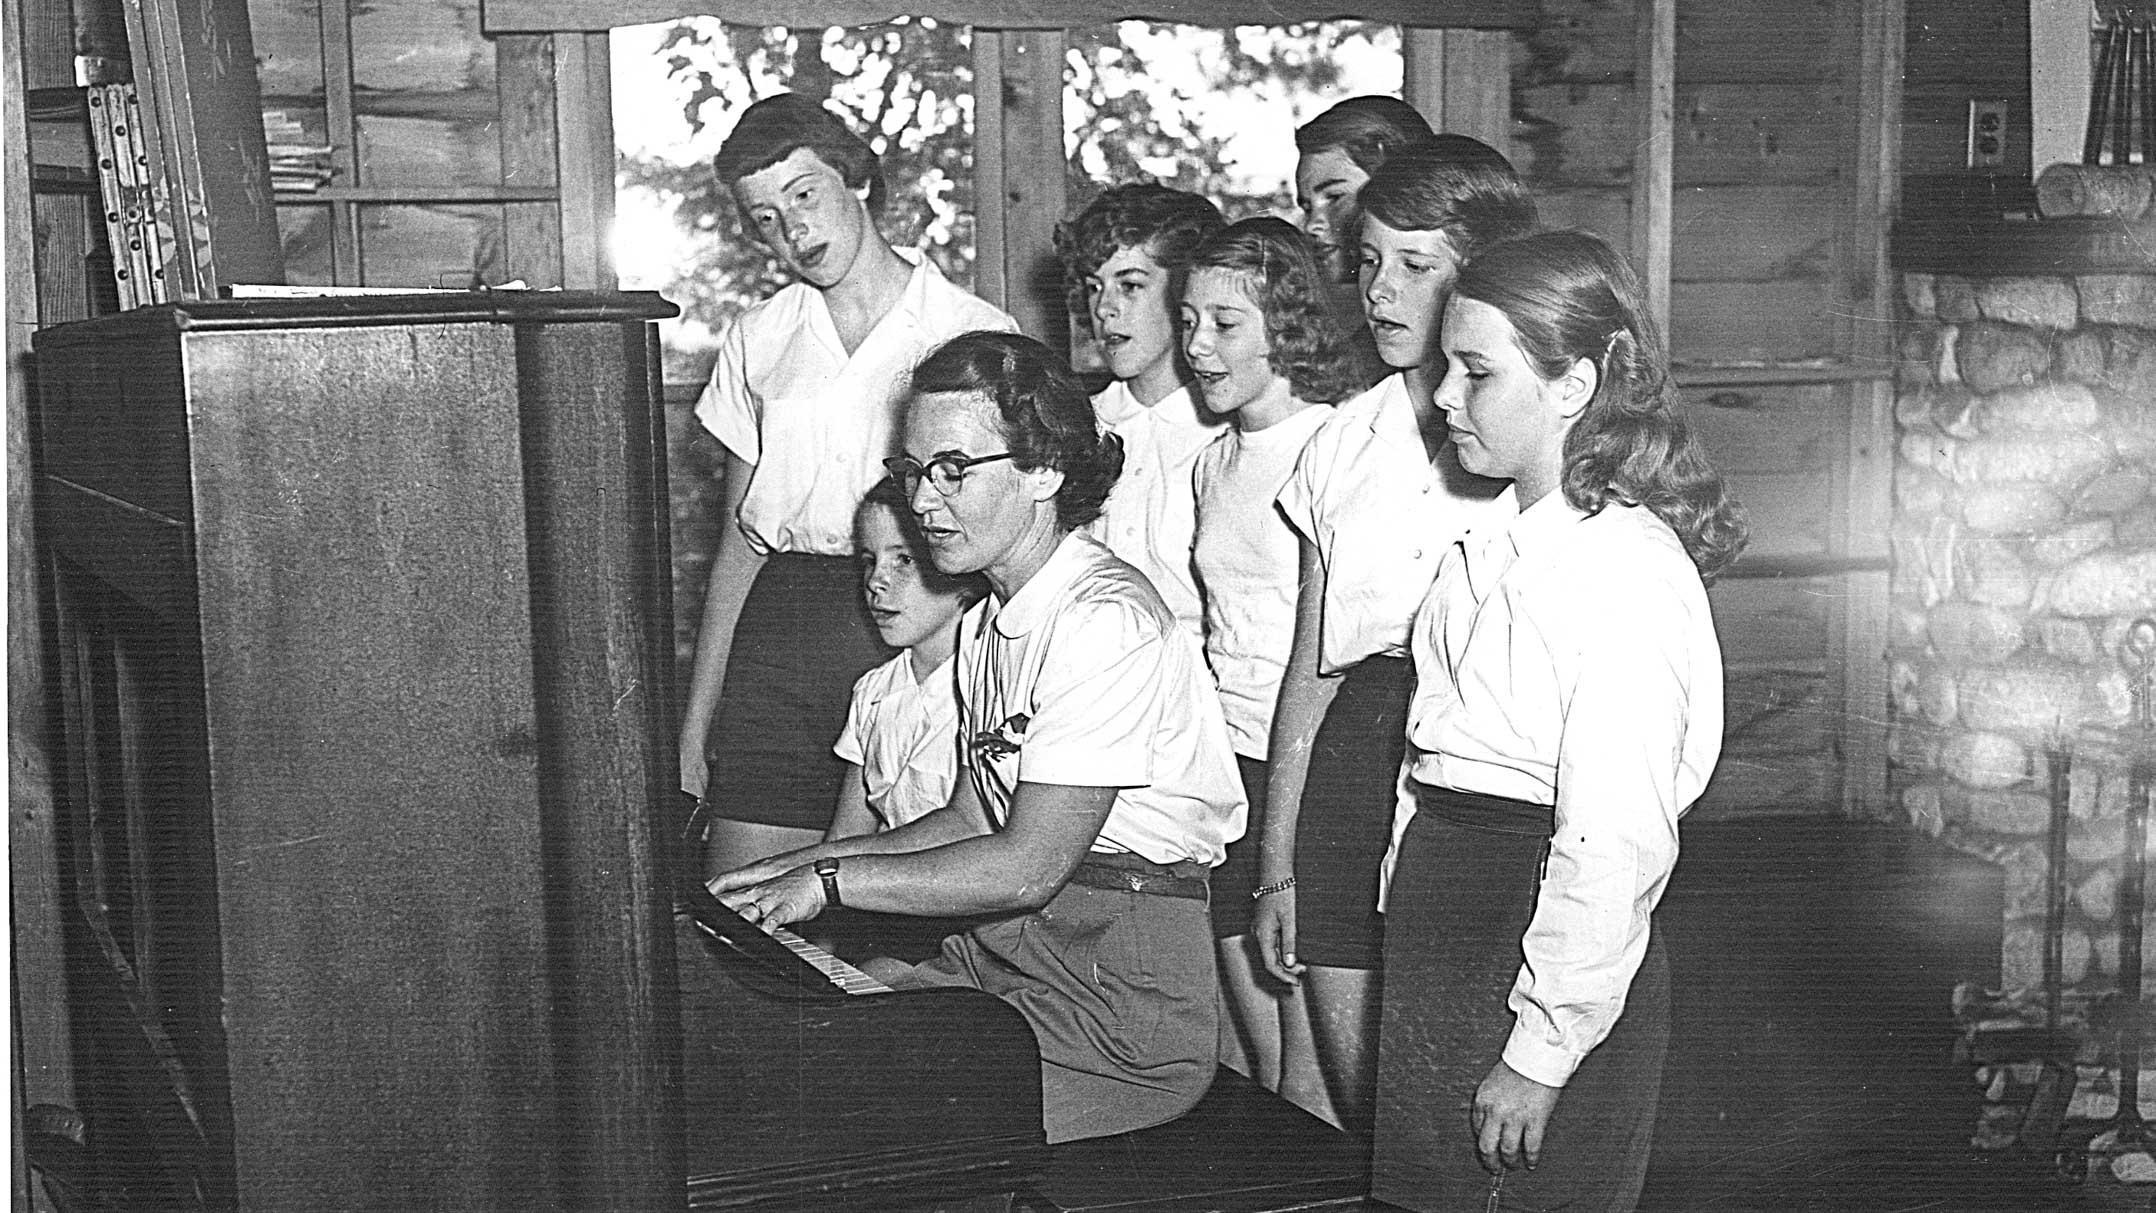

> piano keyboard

[{"left": 761, "top": 920, "right": 895, "bottom": 995}]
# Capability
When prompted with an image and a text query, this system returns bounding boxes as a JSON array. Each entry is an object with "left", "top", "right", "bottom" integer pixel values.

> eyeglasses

[{"left": 883, "top": 451, "right": 1014, "bottom": 497}]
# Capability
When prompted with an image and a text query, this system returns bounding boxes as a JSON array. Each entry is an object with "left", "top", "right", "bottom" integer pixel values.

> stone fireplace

[{"left": 1889, "top": 214, "right": 2156, "bottom": 1155}]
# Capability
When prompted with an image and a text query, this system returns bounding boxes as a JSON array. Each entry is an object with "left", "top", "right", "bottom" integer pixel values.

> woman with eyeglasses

[{"left": 710, "top": 330, "right": 1247, "bottom": 1145}]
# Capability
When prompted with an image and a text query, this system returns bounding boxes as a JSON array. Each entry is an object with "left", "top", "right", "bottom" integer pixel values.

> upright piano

[{"left": 29, "top": 294, "right": 1045, "bottom": 1212}]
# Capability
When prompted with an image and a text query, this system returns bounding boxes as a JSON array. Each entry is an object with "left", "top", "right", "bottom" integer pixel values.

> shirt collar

[
  {"left": 1093, "top": 379, "right": 1198, "bottom": 431},
  {"left": 988, "top": 530, "right": 1100, "bottom": 638},
  {"left": 1365, "top": 373, "right": 1423, "bottom": 453},
  {"left": 1459, "top": 489, "right": 1584, "bottom": 601}
]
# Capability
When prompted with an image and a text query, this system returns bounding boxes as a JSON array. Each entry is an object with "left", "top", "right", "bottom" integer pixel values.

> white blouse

[
  {"left": 957, "top": 531, "right": 1245, "bottom": 868},
  {"left": 1390, "top": 491, "right": 1724, "bottom": 1089},
  {"left": 1191, "top": 405, "right": 1333, "bottom": 759},
  {"left": 1276, "top": 373, "right": 1512, "bottom": 674},
  {"left": 696, "top": 254, "right": 1014, "bottom": 556},
  {"left": 833, "top": 651, "right": 960, "bottom": 830},
  {"left": 1089, "top": 380, "right": 1223, "bottom": 645}
]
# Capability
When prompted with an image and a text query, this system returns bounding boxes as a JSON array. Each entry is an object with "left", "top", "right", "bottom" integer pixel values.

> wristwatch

[{"left": 813, "top": 856, "right": 843, "bottom": 908}]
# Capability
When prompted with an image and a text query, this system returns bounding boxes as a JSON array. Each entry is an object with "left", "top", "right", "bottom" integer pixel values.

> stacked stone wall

[{"left": 1892, "top": 268, "right": 2156, "bottom": 992}]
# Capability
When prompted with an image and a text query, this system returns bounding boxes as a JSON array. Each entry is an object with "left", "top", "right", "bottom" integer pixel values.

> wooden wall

[
  {"left": 1507, "top": 0, "right": 1897, "bottom": 818},
  {"left": 1905, "top": 0, "right": 2031, "bottom": 179}
]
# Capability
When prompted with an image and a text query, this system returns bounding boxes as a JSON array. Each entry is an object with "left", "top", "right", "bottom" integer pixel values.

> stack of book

[{"left": 264, "top": 110, "right": 335, "bottom": 195}]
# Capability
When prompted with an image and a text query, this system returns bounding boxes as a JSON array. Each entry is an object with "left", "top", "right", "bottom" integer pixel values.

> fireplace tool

[{"left": 2049, "top": 616, "right": 2156, "bottom": 1184}]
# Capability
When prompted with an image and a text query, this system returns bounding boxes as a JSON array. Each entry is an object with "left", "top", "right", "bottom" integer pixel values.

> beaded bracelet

[{"left": 1250, "top": 876, "right": 1297, "bottom": 900}]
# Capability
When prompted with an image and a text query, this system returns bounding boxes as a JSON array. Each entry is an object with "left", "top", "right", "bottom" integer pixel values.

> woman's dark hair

[
  {"left": 1293, "top": 95, "right": 1435, "bottom": 173},
  {"left": 856, "top": 478, "right": 990, "bottom": 606},
  {"left": 713, "top": 93, "right": 886, "bottom": 216},
  {"left": 1185, "top": 218, "right": 1361, "bottom": 405},
  {"left": 1358, "top": 138, "right": 1536, "bottom": 264},
  {"left": 1053, "top": 184, "right": 1226, "bottom": 322},
  {"left": 909, "top": 332, "right": 1125, "bottom": 531},
  {"left": 1452, "top": 231, "right": 1748, "bottom": 581}
]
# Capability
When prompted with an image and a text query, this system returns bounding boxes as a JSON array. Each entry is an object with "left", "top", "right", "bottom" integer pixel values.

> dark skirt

[
  {"left": 703, "top": 553, "right": 893, "bottom": 830},
  {"left": 1373, "top": 785, "right": 1670, "bottom": 1212},
  {"left": 1210, "top": 755, "right": 1267, "bottom": 939},
  {"left": 1292, "top": 654, "right": 1412, "bottom": 969}
]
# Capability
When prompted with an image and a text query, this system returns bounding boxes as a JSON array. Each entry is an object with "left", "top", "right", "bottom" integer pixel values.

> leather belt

[{"left": 1069, "top": 854, "right": 1210, "bottom": 901}]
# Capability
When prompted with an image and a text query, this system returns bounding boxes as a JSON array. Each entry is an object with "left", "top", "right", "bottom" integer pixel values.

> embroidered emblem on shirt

[{"left": 971, "top": 713, "right": 1029, "bottom": 762}]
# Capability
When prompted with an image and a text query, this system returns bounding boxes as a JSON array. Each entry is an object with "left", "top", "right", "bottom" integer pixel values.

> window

[{"left": 249, "top": 0, "right": 570, "bottom": 287}]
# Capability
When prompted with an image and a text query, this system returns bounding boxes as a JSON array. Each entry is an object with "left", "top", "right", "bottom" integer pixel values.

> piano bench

[{"left": 1019, "top": 1065, "right": 1368, "bottom": 1212}]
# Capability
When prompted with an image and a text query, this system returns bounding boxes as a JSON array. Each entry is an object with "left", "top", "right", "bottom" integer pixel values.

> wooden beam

[
  {"left": 554, "top": 33, "right": 617, "bottom": 289},
  {"left": 971, "top": 28, "right": 1066, "bottom": 344},
  {"left": 1630, "top": 0, "right": 1675, "bottom": 339},
  {"left": 1835, "top": 0, "right": 1904, "bottom": 819},
  {"left": 1401, "top": 27, "right": 1513, "bottom": 158},
  {"left": 6, "top": 0, "right": 79, "bottom": 1126}
]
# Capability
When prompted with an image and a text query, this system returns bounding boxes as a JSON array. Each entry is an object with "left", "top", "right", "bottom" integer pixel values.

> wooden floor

[{"left": 1037, "top": 817, "right": 2156, "bottom": 1213}]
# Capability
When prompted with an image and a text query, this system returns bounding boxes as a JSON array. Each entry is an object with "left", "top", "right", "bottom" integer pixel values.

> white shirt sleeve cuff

[{"left": 1500, "top": 1030, "right": 1583, "bottom": 1090}]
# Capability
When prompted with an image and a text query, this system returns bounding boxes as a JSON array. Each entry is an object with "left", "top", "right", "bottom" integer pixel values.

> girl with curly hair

[
  {"left": 1376, "top": 230, "right": 1746, "bottom": 1211},
  {"left": 1178, "top": 217, "right": 1360, "bottom": 1120}
]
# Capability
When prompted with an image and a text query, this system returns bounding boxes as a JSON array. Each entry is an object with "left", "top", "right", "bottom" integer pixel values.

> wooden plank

[
  {"left": 1516, "top": 81, "right": 1851, "bottom": 186},
  {"left": 8, "top": 0, "right": 80, "bottom": 1126},
  {"left": 480, "top": 0, "right": 1529, "bottom": 33},
  {"left": 1402, "top": 28, "right": 1513, "bottom": 157},
  {"left": 320, "top": 0, "right": 360, "bottom": 283},
  {"left": 972, "top": 29, "right": 1066, "bottom": 344},
  {"left": 1700, "top": 577, "right": 1842, "bottom": 815},
  {"left": 1529, "top": 0, "right": 1855, "bottom": 85},
  {"left": 513, "top": 318, "right": 683, "bottom": 1213},
  {"left": 553, "top": 33, "right": 615, "bottom": 289},
  {"left": 1681, "top": 382, "right": 1838, "bottom": 475},
  {"left": 183, "top": 321, "right": 565, "bottom": 1211},
  {"left": 1670, "top": 279, "right": 1838, "bottom": 365},
  {"left": 1546, "top": 184, "right": 1842, "bottom": 283},
  {"left": 1837, "top": 0, "right": 1901, "bottom": 817},
  {"left": 499, "top": 34, "right": 565, "bottom": 287},
  {"left": 1672, "top": 185, "right": 1841, "bottom": 280}
]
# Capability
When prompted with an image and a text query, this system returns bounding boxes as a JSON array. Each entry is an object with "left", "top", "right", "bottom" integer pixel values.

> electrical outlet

[{"left": 1967, "top": 99, "right": 2009, "bottom": 170}]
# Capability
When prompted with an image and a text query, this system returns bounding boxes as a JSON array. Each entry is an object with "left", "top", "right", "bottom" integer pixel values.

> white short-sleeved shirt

[
  {"left": 1192, "top": 405, "right": 1334, "bottom": 759},
  {"left": 1388, "top": 491, "right": 1724, "bottom": 1089},
  {"left": 832, "top": 651, "right": 961, "bottom": 831},
  {"left": 1276, "top": 373, "right": 1514, "bottom": 674},
  {"left": 695, "top": 254, "right": 1015, "bottom": 556},
  {"left": 957, "top": 531, "right": 1245, "bottom": 867},
  {"left": 1088, "top": 381, "right": 1223, "bottom": 645}
]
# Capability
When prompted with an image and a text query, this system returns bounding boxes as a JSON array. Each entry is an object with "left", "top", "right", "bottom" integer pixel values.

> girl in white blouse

[
  {"left": 1375, "top": 231, "right": 1746, "bottom": 1211},
  {"left": 1181, "top": 217, "right": 1360, "bottom": 1119},
  {"left": 1256, "top": 139, "right": 1532, "bottom": 1132}
]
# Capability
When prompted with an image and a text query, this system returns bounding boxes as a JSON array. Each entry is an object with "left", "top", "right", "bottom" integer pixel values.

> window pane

[
  {"left": 1065, "top": 21, "right": 1402, "bottom": 218},
  {"left": 357, "top": 203, "right": 506, "bottom": 287},
  {"left": 351, "top": 0, "right": 501, "bottom": 187}
]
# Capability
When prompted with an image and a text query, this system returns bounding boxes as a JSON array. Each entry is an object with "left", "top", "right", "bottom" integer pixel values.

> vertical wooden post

[
  {"left": 555, "top": 32, "right": 617, "bottom": 290},
  {"left": 1834, "top": 0, "right": 1905, "bottom": 818},
  {"left": 1630, "top": 0, "right": 1675, "bottom": 339},
  {"left": 7, "top": 0, "right": 80, "bottom": 1136},
  {"left": 972, "top": 28, "right": 1066, "bottom": 344},
  {"left": 1401, "top": 27, "right": 1513, "bottom": 159}
]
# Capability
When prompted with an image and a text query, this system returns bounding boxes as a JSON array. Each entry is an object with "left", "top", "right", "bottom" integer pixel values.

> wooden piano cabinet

[{"left": 32, "top": 292, "right": 684, "bottom": 1212}]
